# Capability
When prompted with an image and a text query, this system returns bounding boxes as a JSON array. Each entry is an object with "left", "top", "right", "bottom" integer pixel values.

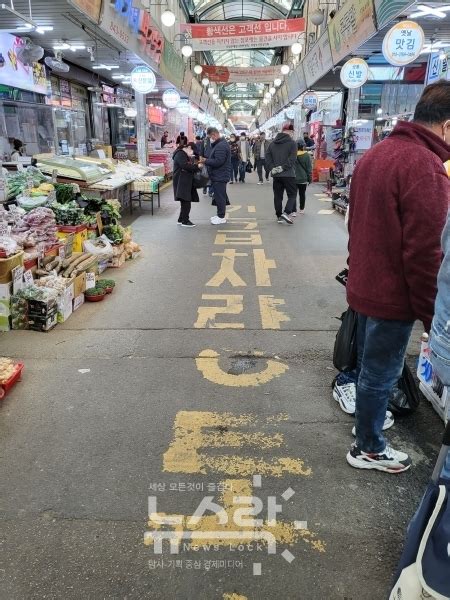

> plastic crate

[
  {"left": 0, "top": 362, "right": 24, "bottom": 398},
  {"left": 56, "top": 226, "right": 87, "bottom": 253}
]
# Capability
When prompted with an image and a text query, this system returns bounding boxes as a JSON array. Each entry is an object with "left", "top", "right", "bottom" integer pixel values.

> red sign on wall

[{"left": 147, "top": 106, "right": 164, "bottom": 125}]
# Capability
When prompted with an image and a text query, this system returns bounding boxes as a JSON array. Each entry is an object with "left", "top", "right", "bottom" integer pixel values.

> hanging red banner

[{"left": 181, "top": 19, "right": 305, "bottom": 51}]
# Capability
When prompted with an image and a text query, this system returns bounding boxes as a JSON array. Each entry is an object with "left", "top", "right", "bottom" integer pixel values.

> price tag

[
  {"left": 85, "top": 272, "right": 96, "bottom": 290},
  {"left": 23, "top": 269, "right": 34, "bottom": 286},
  {"left": 0, "top": 221, "right": 8, "bottom": 236},
  {"left": 12, "top": 265, "right": 24, "bottom": 294},
  {"left": 58, "top": 245, "right": 66, "bottom": 259}
]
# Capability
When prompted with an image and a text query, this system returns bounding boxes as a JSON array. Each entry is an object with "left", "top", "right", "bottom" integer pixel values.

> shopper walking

[
  {"left": 172, "top": 142, "right": 200, "bottom": 228},
  {"left": 254, "top": 132, "right": 270, "bottom": 184},
  {"left": 201, "top": 134, "right": 214, "bottom": 197},
  {"left": 238, "top": 133, "right": 250, "bottom": 183},
  {"left": 229, "top": 134, "right": 241, "bottom": 184},
  {"left": 292, "top": 140, "right": 312, "bottom": 216},
  {"left": 200, "top": 127, "right": 231, "bottom": 225},
  {"left": 265, "top": 123, "right": 298, "bottom": 224},
  {"left": 346, "top": 81, "right": 450, "bottom": 473}
]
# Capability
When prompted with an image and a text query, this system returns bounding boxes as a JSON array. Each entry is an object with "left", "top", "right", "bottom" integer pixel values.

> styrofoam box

[{"left": 417, "top": 339, "right": 450, "bottom": 423}]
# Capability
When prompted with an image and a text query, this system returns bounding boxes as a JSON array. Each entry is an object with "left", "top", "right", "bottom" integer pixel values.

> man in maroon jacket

[{"left": 346, "top": 81, "right": 450, "bottom": 473}]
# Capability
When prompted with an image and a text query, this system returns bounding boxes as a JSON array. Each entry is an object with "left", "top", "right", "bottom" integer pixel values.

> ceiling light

[
  {"left": 161, "top": 9, "right": 176, "bottom": 27},
  {"left": 265, "top": 92, "right": 271, "bottom": 99},
  {"left": 208, "top": 87, "right": 214, "bottom": 94},
  {"left": 291, "top": 42, "right": 302, "bottom": 55},
  {"left": 310, "top": 9, "right": 325, "bottom": 26},
  {"left": 194, "top": 64, "right": 203, "bottom": 75},
  {"left": 280, "top": 64, "right": 290, "bottom": 75},
  {"left": 409, "top": 4, "right": 450, "bottom": 19},
  {"left": 53, "top": 43, "right": 70, "bottom": 50},
  {"left": 269, "top": 87, "right": 276, "bottom": 95},
  {"left": 92, "top": 64, "right": 119, "bottom": 71},
  {"left": 112, "top": 74, "right": 125, "bottom": 80},
  {"left": 213, "top": 93, "right": 218, "bottom": 99},
  {"left": 202, "top": 77, "right": 210, "bottom": 86},
  {"left": 263, "top": 98, "right": 270, "bottom": 105},
  {"left": 70, "top": 45, "right": 86, "bottom": 51},
  {"left": 377, "top": 108, "right": 383, "bottom": 115},
  {"left": 274, "top": 78, "right": 282, "bottom": 87},
  {"left": 36, "top": 26, "right": 53, "bottom": 34},
  {"left": 181, "top": 44, "right": 193, "bottom": 58}
]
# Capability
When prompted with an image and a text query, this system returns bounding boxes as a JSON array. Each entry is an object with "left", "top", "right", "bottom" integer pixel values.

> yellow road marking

[
  {"left": 195, "top": 349, "right": 288, "bottom": 387},
  {"left": 222, "top": 220, "right": 259, "bottom": 230},
  {"left": 226, "top": 205, "right": 243, "bottom": 214},
  {"left": 317, "top": 209, "right": 335, "bottom": 215},
  {"left": 215, "top": 233, "right": 262, "bottom": 246},
  {"left": 146, "top": 478, "right": 325, "bottom": 552},
  {"left": 206, "top": 250, "right": 248, "bottom": 287},
  {"left": 163, "top": 411, "right": 310, "bottom": 477},
  {"left": 224, "top": 595, "right": 248, "bottom": 600},
  {"left": 194, "top": 295, "right": 244, "bottom": 329},
  {"left": 248, "top": 206, "right": 256, "bottom": 213},
  {"left": 253, "top": 249, "right": 276, "bottom": 287},
  {"left": 259, "top": 295, "right": 290, "bottom": 329}
]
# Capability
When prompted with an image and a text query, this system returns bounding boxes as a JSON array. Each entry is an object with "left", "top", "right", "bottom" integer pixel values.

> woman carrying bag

[
  {"left": 292, "top": 140, "right": 312, "bottom": 216},
  {"left": 173, "top": 142, "right": 201, "bottom": 228}
]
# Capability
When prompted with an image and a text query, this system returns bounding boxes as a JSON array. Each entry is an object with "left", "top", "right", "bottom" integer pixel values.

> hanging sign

[
  {"left": 302, "top": 30, "right": 333, "bottom": 88},
  {"left": 302, "top": 92, "right": 318, "bottom": 111},
  {"left": 382, "top": 21, "right": 425, "bottom": 67},
  {"left": 328, "top": 0, "right": 377, "bottom": 65},
  {"left": 181, "top": 19, "right": 305, "bottom": 51},
  {"left": 0, "top": 33, "right": 48, "bottom": 95},
  {"left": 68, "top": 0, "right": 102, "bottom": 23},
  {"left": 427, "top": 50, "right": 450, "bottom": 85},
  {"left": 130, "top": 66, "right": 156, "bottom": 94},
  {"left": 374, "top": 0, "right": 416, "bottom": 30},
  {"left": 162, "top": 89, "right": 180, "bottom": 109},
  {"left": 340, "top": 58, "right": 369, "bottom": 88}
]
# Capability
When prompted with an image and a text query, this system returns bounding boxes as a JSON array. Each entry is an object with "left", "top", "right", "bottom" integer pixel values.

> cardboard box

[
  {"left": 57, "top": 285, "right": 74, "bottom": 323},
  {"left": 74, "top": 272, "right": 86, "bottom": 297},
  {"left": 107, "top": 252, "right": 126, "bottom": 268},
  {"left": 111, "top": 243, "right": 125, "bottom": 257},
  {"left": 73, "top": 294, "right": 85, "bottom": 312},
  {"left": 0, "top": 282, "right": 12, "bottom": 299},
  {"left": 28, "top": 309, "right": 58, "bottom": 332}
]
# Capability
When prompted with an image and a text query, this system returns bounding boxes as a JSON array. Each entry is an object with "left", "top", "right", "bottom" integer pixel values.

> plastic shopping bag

[{"left": 333, "top": 307, "right": 358, "bottom": 372}]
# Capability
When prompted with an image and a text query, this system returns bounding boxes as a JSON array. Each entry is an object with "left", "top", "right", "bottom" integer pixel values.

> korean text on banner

[
  {"left": 100, "top": 1, "right": 164, "bottom": 67},
  {"left": 373, "top": 0, "right": 416, "bottom": 29},
  {"left": 181, "top": 19, "right": 305, "bottom": 51},
  {"left": 302, "top": 30, "right": 333, "bottom": 89},
  {"left": 68, "top": 0, "right": 102, "bottom": 23},
  {"left": 286, "top": 64, "right": 307, "bottom": 103},
  {"left": 0, "top": 34, "right": 48, "bottom": 95},
  {"left": 202, "top": 65, "right": 281, "bottom": 84},
  {"left": 328, "top": 0, "right": 376, "bottom": 65}
]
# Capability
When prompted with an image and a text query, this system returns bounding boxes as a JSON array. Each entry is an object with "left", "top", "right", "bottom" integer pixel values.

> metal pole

[{"left": 135, "top": 91, "right": 148, "bottom": 167}]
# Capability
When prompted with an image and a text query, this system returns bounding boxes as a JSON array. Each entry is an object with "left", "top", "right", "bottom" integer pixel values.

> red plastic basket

[{"left": 0, "top": 362, "right": 24, "bottom": 397}]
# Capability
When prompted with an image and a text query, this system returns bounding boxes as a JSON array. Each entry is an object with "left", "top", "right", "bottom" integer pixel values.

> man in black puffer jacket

[
  {"left": 265, "top": 123, "right": 298, "bottom": 225},
  {"left": 200, "top": 127, "right": 231, "bottom": 225}
]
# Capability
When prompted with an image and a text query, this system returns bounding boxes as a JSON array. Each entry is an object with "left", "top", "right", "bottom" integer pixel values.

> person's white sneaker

[
  {"left": 333, "top": 381, "right": 356, "bottom": 414},
  {"left": 351, "top": 411, "right": 395, "bottom": 436},
  {"left": 211, "top": 216, "right": 227, "bottom": 225},
  {"left": 299, "top": 209, "right": 305, "bottom": 214},
  {"left": 257, "top": 181, "right": 263, "bottom": 185},
  {"left": 347, "top": 443, "right": 411, "bottom": 473},
  {"left": 289, "top": 212, "right": 297, "bottom": 218}
]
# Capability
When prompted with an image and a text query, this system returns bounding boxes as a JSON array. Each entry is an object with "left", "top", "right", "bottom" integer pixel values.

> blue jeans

[
  {"left": 355, "top": 314, "right": 414, "bottom": 453},
  {"left": 239, "top": 161, "right": 246, "bottom": 182},
  {"left": 231, "top": 158, "right": 239, "bottom": 182}
]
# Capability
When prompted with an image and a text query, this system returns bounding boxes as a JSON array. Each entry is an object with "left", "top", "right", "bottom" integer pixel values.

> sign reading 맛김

[
  {"left": 382, "top": 21, "right": 425, "bottom": 67},
  {"left": 131, "top": 66, "right": 156, "bottom": 94}
]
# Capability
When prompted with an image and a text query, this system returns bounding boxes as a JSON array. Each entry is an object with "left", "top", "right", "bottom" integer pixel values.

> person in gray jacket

[{"left": 265, "top": 123, "right": 298, "bottom": 224}]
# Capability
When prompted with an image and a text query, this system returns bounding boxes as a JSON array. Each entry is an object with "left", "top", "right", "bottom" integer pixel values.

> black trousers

[
  {"left": 273, "top": 177, "right": 297, "bottom": 217},
  {"left": 297, "top": 183, "right": 307, "bottom": 211},
  {"left": 256, "top": 158, "right": 269, "bottom": 182},
  {"left": 212, "top": 181, "right": 227, "bottom": 218},
  {"left": 179, "top": 200, "right": 191, "bottom": 223}
]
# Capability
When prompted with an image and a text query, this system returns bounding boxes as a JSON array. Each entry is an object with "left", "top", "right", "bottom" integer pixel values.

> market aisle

[{"left": 1, "top": 172, "right": 443, "bottom": 600}]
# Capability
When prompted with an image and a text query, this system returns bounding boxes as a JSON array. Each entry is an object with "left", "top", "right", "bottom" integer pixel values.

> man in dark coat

[
  {"left": 172, "top": 143, "right": 200, "bottom": 228},
  {"left": 345, "top": 81, "right": 450, "bottom": 473},
  {"left": 265, "top": 123, "right": 298, "bottom": 224},
  {"left": 200, "top": 127, "right": 231, "bottom": 225}
]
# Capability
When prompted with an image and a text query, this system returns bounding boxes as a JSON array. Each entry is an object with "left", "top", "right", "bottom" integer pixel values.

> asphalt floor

[{"left": 0, "top": 171, "right": 445, "bottom": 600}]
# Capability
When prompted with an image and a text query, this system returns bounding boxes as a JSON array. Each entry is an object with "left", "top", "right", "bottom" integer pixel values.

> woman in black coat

[{"left": 173, "top": 142, "right": 200, "bottom": 228}]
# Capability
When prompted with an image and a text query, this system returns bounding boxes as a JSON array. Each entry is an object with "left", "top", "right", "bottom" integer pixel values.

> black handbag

[
  {"left": 193, "top": 166, "right": 209, "bottom": 189},
  {"left": 333, "top": 307, "right": 358, "bottom": 372},
  {"left": 245, "top": 161, "right": 253, "bottom": 173}
]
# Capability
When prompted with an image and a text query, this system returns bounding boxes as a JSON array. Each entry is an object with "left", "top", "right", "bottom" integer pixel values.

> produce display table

[{"left": 130, "top": 178, "right": 161, "bottom": 215}]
